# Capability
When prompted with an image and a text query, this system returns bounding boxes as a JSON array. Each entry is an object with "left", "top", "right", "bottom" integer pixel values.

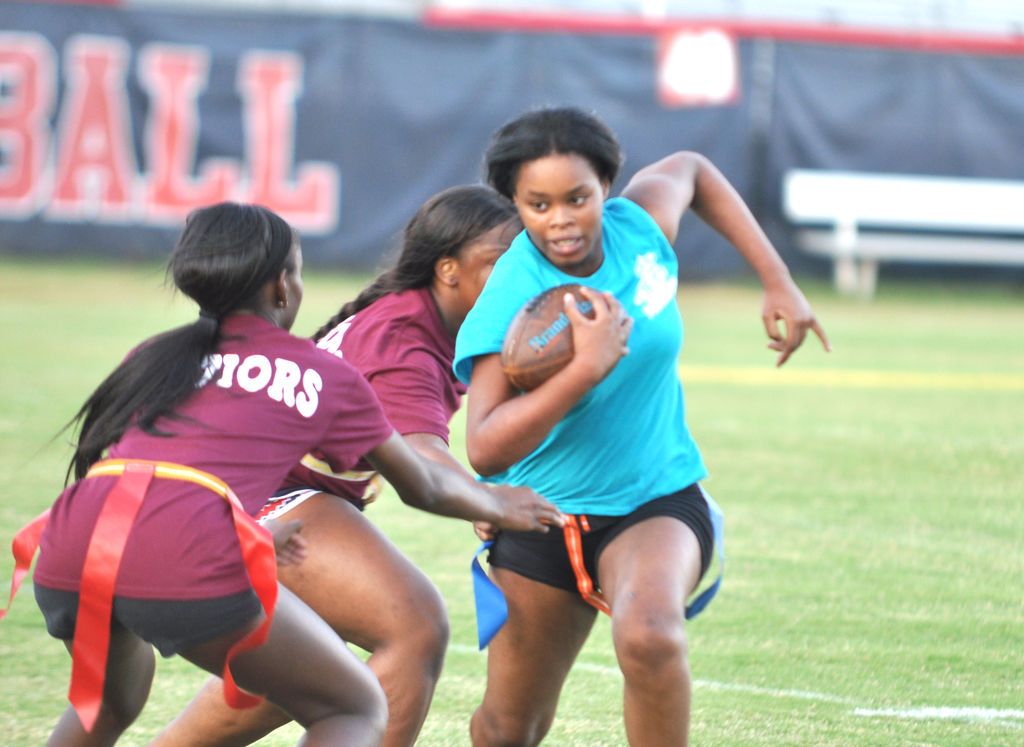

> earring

[{"left": 277, "top": 299, "right": 286, "bottom": 308}]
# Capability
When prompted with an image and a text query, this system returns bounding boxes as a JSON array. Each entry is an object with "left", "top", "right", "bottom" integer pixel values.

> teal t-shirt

[{"left": 454, "top": 197, "right": 707, "bottom": 515}]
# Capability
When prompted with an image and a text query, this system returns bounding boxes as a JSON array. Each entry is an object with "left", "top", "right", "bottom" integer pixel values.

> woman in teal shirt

[{"left": 455, "top": 106, "right": 830, "bottom": 746}]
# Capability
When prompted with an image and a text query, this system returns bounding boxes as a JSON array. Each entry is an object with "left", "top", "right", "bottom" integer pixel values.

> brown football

[{"left": 501, "top": 283, "right": 596, "bottom": 391}]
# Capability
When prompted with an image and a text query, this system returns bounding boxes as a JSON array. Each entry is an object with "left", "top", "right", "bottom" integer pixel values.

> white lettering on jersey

[
  {"left": 199, "top": 352, "right": 323, "bottom": 417},
  {"left": 196, "top": 353, "right": 222, "bottom": 388},
  {"left": 267, "top": 357, "right": 302, "bottom": 406},
  {"left": 216, "top": 353, "right": 241, "bottom": 388},
  {"left": 633, "top": 252, "right": 676, "bottom": 319},
  {"left": 316, "top": 316, "right": 355, "bottom": 359},
  {"left": 296, "top": 368, "right": 323, "bottom": 418},
  {"left": 236, "top": 355, "right": 273, "bottom": 392}
]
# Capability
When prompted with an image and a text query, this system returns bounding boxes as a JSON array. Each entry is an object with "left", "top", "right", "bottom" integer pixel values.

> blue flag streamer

[
  {"left": 686, "top": 488, "right": 725, "bottom": 619},
  {"left": 471, "top": 540, "right": 508, "bottom": 649}
]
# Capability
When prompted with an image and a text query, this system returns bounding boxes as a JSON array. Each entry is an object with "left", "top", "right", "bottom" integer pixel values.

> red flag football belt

[
  {"left": 562, "top": 494, "right": 725, "bottom": 622},
  {"left": 1, "top": 458, "right": 278, "bottom": 733},
  {"left": 562, "top": 514, "right": 612, "bottom": 615}
]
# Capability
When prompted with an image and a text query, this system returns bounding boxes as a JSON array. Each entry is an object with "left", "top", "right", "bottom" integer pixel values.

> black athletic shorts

[
  {"left": 488, "top": 483, "right": 714, "bottom": 593},
  {"left": 34, "top": 584, "right": 262, "bottom": 657}
]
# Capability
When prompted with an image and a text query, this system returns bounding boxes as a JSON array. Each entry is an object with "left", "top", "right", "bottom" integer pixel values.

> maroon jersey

[
  {"left": 282, "top": 287, "right": 466, "bottom": 506},
  {"left": 34, "top": 314, "right": 394, "bottom": 600}
]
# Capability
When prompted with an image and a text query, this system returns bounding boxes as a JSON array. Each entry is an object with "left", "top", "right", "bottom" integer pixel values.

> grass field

[{"left": 1, "top": 255, "right": 1022, "bottom": 745}]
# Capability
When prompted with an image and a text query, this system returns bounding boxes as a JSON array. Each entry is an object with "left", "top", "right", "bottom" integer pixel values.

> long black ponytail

[{"left": 65, "top": 202, "right": 295, "bottom": 481}]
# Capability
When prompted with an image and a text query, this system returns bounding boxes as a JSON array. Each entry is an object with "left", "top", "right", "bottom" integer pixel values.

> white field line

[
  {"left": 677, "top": 365, "right": 1024, "bottom": 391},
  {"left": 853, "top": 706, "right": 1024, "bottom": 728},
  {"left": 448, "top": 643, "right": 1024, "bottom": 728}
]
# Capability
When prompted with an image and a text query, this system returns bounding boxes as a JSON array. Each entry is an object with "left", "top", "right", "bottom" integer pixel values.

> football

[{"left": 501, "top": 283, "right": 596, "bottom": 391}]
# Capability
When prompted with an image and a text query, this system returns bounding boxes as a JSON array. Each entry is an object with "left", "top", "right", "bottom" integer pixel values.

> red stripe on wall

[{"left": 423, "top": 8, "right": 1024, "bottom": 57}]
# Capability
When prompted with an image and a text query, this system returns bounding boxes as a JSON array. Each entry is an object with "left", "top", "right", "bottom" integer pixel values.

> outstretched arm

[
  {"left": 404, "top": 431, "right": 500, "bottom": 541},
  {"left": 365, "top": 431, "right": 563, "bottom": 532},
  {"left": 622, "top": 151, "right": 831, "bottom": 366}
]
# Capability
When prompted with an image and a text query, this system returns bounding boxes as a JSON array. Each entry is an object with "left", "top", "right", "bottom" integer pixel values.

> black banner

[{"left": 3, "top": 2, "right": 1023, "bottom": 277}]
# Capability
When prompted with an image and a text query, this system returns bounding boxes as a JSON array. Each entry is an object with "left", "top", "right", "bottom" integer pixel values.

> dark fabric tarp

[{"left": 2, "top": 3, "right": 1023, "bottom": 278}]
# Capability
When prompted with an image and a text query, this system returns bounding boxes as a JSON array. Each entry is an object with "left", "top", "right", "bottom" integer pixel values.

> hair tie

[{"left": 198, "top": 309, "right": 220, "bottom": 323}]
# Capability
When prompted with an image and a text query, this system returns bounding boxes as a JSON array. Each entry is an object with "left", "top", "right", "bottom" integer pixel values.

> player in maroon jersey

[
  {"left": 24, "top": 201, "right": 559, "bottom": 746},
  {"left": 152, "top": 186, "right": 549, "bottom": 747}
]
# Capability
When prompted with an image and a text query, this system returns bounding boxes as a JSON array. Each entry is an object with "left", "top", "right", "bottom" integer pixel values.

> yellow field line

[{"left": 678, "top": 365, "right": 1024, "bottom": 391}]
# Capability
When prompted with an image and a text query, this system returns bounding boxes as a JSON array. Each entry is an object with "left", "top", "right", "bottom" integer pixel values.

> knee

[
  {"left": 98, "top": 696, "right": 148, "bottom": 736},
  {"left": 416, "top": 581, "right": 451, "bottom": 650},
  {"left": 392, "top": 582, "right": 450, "bottom": 678},
  {"left": 613, "top": 611, "right": 689, "bottom": 682},
  {"left": 330, "top": 677, "right": 390, "bottom": 739},
  {"left": 471, "top": 703, "right": 551, "bottom": 747}
]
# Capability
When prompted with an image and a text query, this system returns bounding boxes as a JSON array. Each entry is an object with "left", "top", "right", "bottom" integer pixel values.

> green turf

[{"left": 1, "top": 256, "right": 1022, "bottom": 745}]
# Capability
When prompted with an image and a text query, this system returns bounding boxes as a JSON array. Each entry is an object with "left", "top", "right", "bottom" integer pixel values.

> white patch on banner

[{"left": 657, "top": 28, "right": 739, "bottom": 108}]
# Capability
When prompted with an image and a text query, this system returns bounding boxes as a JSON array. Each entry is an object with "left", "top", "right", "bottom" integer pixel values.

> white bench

[{"left": 781, "top": 169, "right": 1024, "bottom": 297}]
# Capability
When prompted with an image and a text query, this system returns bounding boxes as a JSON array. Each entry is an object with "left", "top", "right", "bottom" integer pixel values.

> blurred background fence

[{"left": 3, "top": 0, "right": 1024, "bottom": 284}]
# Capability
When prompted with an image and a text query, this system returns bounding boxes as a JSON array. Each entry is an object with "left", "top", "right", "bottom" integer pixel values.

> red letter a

[
  {"left": 50, "top": 35, "right": 137, "bottom": 220},
  {"left": 139, "top": 44, "right": 239, "bottom": 222},
  {"left": 238, "top": 51, "right": 338, "bottom": 233}
]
